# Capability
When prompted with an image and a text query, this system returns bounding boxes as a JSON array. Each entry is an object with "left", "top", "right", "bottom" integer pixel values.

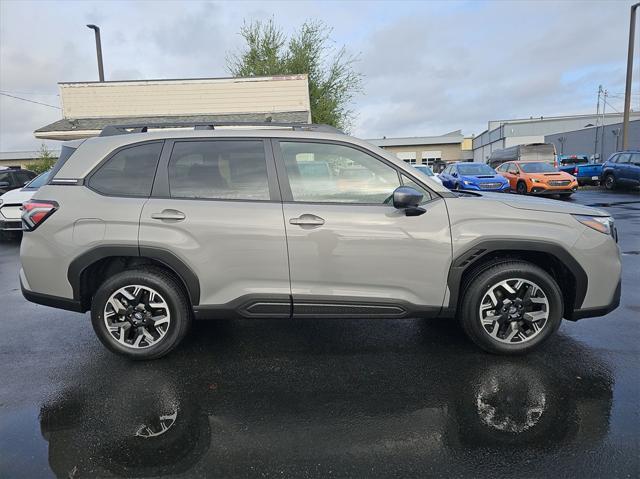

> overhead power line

[{"left": 0, "top": 92, "right": 61, "bottom": 109}]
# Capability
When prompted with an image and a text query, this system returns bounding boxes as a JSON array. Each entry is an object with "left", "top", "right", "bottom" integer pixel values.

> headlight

[
  {"left": 574, "top": 215, "right": 613, "bottom": 235},
  {"left": 530, "top": 178, "right": 542, "bottom": 183}
]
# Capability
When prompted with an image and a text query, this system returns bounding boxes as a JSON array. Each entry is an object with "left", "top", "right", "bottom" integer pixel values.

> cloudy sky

[{"left": 0, "top": 0, "right": 638, "bottom": 151}]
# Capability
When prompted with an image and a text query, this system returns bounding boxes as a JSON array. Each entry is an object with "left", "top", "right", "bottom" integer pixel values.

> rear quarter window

[{"left": 88, "top": 142, "right": 163, "bottom": 197}]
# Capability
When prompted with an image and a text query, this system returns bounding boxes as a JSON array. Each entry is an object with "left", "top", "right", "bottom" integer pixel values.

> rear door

[
  {"left": 273, "top": 139, "right": 452, "bottom": 318},
  {"left": 139, "top": 138, "right": 291, "bottom": 316},
  {"left": 629, "top": 153, "right": 640, "bottom": 184}
]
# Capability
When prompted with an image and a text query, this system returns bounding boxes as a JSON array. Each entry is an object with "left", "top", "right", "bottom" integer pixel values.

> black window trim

[
  {"left": 151, "top": 137, "right": 281, "bottom": 203},
  {"left": 85, "top": 140, "right": 166, "bottom": 199},
  {"left": 271, "top": 137, "right": 443, "bottom": 206}
]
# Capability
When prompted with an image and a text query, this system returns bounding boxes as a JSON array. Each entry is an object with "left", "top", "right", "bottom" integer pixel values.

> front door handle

[
  {"left": 289, "top": 214, "right": 325, "bottom": 227},
  {"left": 151, "top": 209, "right": 186, "bottom": 221}
]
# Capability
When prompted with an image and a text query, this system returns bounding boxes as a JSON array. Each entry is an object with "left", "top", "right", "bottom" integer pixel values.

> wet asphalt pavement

[{"left": 1, "top": 189, "right": 638, "bottom": 478}]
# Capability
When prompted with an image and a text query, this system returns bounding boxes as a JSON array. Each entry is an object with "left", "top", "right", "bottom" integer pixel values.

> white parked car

[
  {"left": 412, "top": 164, "right": 443, "bottom": 185},
  {"left": 0, "top": 170, "right": 50, "bottom": 238}
]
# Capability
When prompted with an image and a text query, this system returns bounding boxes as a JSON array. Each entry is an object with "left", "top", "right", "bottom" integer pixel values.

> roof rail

[{"left": 99, "top": 121, "right": 343, "bottom": 137}]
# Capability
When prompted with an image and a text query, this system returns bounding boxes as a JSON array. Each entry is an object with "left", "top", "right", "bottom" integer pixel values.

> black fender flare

[
  {"left": 67, "top": 245, "right": 201, "bottom": 306},
  {"left": 445, "top": 239, "right": 587, "bottom": 315}
]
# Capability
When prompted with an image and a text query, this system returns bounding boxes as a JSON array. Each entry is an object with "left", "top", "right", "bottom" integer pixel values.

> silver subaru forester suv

[{"left": 20, "top": 123, "right": 621, "bottom": 360}]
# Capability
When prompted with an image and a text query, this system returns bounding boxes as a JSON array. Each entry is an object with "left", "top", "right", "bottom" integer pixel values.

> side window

[
  {"left": 89, "top": 142, "right": 162, "bottom": 197},
  {"left": 14, "top": 171, "right": 34, "bottom": 185},
  {"left": 443, "top": 166, "right": 451, "bottom": 175},
  {"left": 401, "top": 174, "right": 432, "bottom": 203},
  {"left": 279, "top": 141, "right": 400, "bottom": 204},
  {"left": 508, "top": 163, "right": 519, "bottom": 174},
  {"left": 616, "top": 153, "right": 631, "bottom": 164},
  {"left": 631, "top": 153, "right": 640, "bottom": 165},
  {"left": 496, "top": 163, "right": 507, "bottom": 172},
  {"left": 0, "top": 171, "right": 11, "bottom": 185},
  {"left": 168, "top": 140, "right": 270, "bottom": 201}
]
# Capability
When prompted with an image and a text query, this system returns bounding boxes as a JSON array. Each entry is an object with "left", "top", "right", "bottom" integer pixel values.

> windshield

[
  {"left": 24, "top": 170, "right": 51, "bottom": 189},
  {"left": 413, "top": 165, "right": 434, "bottom": 176},
  {"left": 520, "top": 162, "right": 558, "bottom": 173},
  {"left": 559, "top": 156, "right": 588, "bottom": 165},
  {"left": 457, "top": 164, "right": 495, "bottom": 176}
]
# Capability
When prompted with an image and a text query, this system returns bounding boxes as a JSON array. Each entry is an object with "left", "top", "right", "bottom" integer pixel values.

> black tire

[
  {"left": 559, "top": 193, "right": 572, "bottom": 199},
  {"left": 91, "top": 266, "right": 191, "bottom": 360},
  {"left": 603, "top": 173, "right": 616, "bottom": 190},
  {"left": 516, "top": 181, "right": 528, "bottom": 195},
  {"left": 458, "top": 261, "right": 563, "bottom": 355}
]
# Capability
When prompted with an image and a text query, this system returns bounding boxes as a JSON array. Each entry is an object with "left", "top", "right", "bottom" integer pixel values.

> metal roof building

[{"left": 472, "top": 112, "right": 640, "bottom": 163}]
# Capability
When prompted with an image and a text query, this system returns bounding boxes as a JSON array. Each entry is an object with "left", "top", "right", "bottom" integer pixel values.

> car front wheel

[
  {"left": 459, "top": 261, "right": 563, "bottom": 355},
  {"left": 91, "top": 267, "right": 191, "bottom": 360},
  {"left": 516, "top": 181, "right": 528, "bottom": 195},
  {"left": 603, "top": 173, "right": 616, "bottom": 190}
]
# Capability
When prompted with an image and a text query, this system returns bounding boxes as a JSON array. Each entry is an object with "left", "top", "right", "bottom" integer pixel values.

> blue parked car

[
  {"left": 439, "top": 162, "right": 510, "bottom": 192},
  {"left": 600, "top": 151, "right": 640, "bottom": 190},
  {"left": 558, "top": 154, "right": 602, "bottom": 185}
]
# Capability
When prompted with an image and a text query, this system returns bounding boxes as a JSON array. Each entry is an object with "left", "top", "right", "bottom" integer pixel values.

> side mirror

[
  {"left": 393, "top": 186, "right": 426, "bottom": 216},
  {"left": 513, "top": 170, "right": 520, "bottom": 175},
  {"left": 452, "top": 172, "right": 458, "bottom": 177},
  {"left": 0, "top": 181, "right": 10, "bottom": 189}
]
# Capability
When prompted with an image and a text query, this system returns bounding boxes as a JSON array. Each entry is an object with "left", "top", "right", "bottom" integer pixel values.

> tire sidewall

[
  {"left": 91, "top": 270, "right": 189, "bottom": 360},
  {"left": 604, "top": 174, "right": 615, "bottom": 190},
  {"left": 517, "top": 181, "right": 527, "bottom": 194},
  {"left": 461, "top": 264, "right": 563, "bottom": 354}
]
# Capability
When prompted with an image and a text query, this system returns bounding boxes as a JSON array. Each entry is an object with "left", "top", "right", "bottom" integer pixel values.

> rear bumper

[
  {"left": 0, "top": 220, "right": 22, "bottom": 231},
  {"left": 20, "top": 276, "right": 83, "bottom": 313},
  {"left": 570, "top": 279, "right": 621, "bottom": 320}
]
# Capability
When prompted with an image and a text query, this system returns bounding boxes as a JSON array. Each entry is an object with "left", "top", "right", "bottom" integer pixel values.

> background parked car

[
  {"left": 439, "top": 162, "right": 510, "bottom": 192},
  {"left": 0, "top": 166, "right": 37, "bottom": 195},
  {"left": 600, "top": 151, "right": 640, "bottom": 190},
  {"left": 496, "top": 161, "right": 577, "bottom": 198},
  {"left": 412, "top": 164, "right": 443, "bottom": 185},
  {"left": 0, "top": 170, "right": 50, "bottom": 239},
  {"left": 558, "top": 155, "right": 602, "bottom": 186}
]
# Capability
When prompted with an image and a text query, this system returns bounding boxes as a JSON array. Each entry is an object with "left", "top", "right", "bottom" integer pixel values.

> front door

[
  {"left": 139, "top": 138, "right": 291, "bottom": 317},
  {"left": 274, "top": 139, "right": 452, "bottom": 318}
]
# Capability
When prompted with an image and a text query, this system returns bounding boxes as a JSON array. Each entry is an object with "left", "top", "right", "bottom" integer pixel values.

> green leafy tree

[
  {"left": 29, "top": 144, "right": 56, "bottom": 174},
  {"left": 228, "top": 19, "right": 362, "bottom": 132}
]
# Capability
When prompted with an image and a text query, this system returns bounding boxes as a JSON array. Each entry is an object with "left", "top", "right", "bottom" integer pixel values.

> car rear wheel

[
  {"left": 459, "top": 261, "right": 563, "bottom": 355},
  {"left": 516, "top": 181, "right": 528, "bottom": 195},
  {"left": 91, "top": 267, "right": 191, "bottom": 360},
  {"left": 603, "top": 173, "right": 616, "bottom": 190}
]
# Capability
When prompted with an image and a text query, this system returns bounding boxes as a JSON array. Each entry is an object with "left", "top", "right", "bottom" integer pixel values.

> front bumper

[
  {"left": 570, "top": 279, "right": 621, "bottom": 320},
  {"left": 529, "top": 185, "right": 578, "bottom": 195},
  {"left": 463, "top": 184, "right": 510, "bottom": 192}
]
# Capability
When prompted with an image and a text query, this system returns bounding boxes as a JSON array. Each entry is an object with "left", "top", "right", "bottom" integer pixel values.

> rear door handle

[
  {"left": 151, "top": 209, "right": 186, "bottom": 221},
  {"left": 289, "top": 214, "right": 325, "bottom": 226}
]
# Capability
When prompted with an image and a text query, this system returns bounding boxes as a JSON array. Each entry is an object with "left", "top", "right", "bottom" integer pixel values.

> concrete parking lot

[{"left": 0, "top": 189, "right": 638, "bottom": 478}]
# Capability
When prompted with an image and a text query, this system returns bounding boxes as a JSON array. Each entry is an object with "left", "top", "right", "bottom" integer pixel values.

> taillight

[
  {"left": 573, "top": 167, "right": 578, "bottom": 175},
  {"left": 21, "top": 200, "right": 58, "bottom": 231}
]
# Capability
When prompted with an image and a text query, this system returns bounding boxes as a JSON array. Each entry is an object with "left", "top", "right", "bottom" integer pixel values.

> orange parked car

[{"left": 495, "top": 161, "right": 578, "bottom": 198}]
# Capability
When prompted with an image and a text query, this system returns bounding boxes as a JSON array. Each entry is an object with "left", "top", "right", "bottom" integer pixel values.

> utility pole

[
  {"left": 600, "top": 89, "right": 607, "bottom": 161},
  {"left": 622, "top": 3, "right": 639, "bottom": 149},
  {"left": 594, "top": 85, "right": 602, "bottom": 157},
  {"left": 86, "top": 24, "right": 105, "bottom": 82}
]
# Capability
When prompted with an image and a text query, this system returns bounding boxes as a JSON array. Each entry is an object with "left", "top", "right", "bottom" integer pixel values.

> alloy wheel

[
  {"left": 478, "top": 278, "right": 549, "bottom": 344},
  {"left": 103, "top": 285, "right": 171, "bottom": 349}
]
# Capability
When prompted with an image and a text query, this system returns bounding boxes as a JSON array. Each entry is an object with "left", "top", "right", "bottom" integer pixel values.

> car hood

[
  {"left": 0, "top": 187, "right": 35, "bottom": 205},
  {"left": 526, "top": 171, "right": 575, "bottom": 180},
  {"left": 475, "top": 192, "right": 609, "bottom": 216},
  {"left": 461, "top": 175, "right": 506, "bottom": 183}
]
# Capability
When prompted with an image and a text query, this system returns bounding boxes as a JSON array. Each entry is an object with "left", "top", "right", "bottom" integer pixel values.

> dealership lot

[{"left": 0, "top": 189, "right": 638, "bottom": 478}]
